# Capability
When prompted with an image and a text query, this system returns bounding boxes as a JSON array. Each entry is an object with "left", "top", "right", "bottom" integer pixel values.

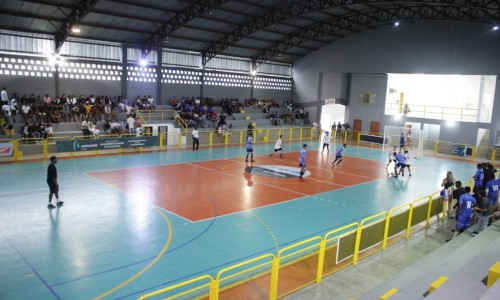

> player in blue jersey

[
  {"left": 245, "top": 133, "right": 255, "bottom": 163},
  {"left": 331, "top": 143, "right": 346, "bottom": 167},
  {"left": 486, "top": 176, "right": 500, "bottom": 210},
  {"left": 447, "top": 186, "right": 475, "bottom": 241},
  {"left": 399, "top": 132, "right": 405, "bottom": 152},
  {"left": 298, "top": 144, "right": 307, "bottom": 179},
  {"left": 473, "top": 163, "right": 484, "bottom": 188},
  {"left": 394, "top": 151, "right": 406, "bottom": 177}
]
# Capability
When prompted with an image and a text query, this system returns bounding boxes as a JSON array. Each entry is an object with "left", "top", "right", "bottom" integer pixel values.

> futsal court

[{"left": 0, "top": 140, "right": 478, "bottom": 299}]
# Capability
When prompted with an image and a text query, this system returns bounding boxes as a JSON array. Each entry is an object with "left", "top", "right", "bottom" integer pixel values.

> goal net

[{"left": 383, "top": 125, "right": 423, "bottom": 155}]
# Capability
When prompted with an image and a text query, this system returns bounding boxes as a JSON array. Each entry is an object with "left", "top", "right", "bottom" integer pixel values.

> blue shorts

[
  {"left": 335, "top": 154, "right": 342, "bottom": 159},
  {"left": 247, "top": 148, "right": 253, "bottom": 153},
  {"left": 456, "top": 214, "right": 472, "bottom": 230}
]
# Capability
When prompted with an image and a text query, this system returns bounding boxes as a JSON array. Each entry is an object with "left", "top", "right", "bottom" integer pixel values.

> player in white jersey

[
  {"left": 269, "top": 135, "right": 284, "bottom": 158},
  {"left": 321, "top": 131, "right": 331, "bottom": 154}
]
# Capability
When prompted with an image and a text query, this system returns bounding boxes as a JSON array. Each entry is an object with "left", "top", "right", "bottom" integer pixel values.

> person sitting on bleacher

[
  {"left": 21, "top": 122, "right": 29, "bottom": 139},
  {"left": 208, "top": 111, "right": 217, "bottom": 127}
]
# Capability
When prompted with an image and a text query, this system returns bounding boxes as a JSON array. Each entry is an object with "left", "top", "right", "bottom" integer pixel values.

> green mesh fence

[
  {"left": 388, "top": 210, "right": 410, "bottom": 238},
  {"left": 411, "top": 202, "right": 429, "bottom": 226},
  {"left": 359, "top": 220, "right": 386, "bottom": 252}
]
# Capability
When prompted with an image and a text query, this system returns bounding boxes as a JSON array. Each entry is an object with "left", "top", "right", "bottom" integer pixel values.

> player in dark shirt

[{"left": 47, "top": 156, "right": 63, "bottom": 208}]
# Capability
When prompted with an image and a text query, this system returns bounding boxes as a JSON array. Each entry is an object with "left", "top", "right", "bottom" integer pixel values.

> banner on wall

[
  {"left": 0, "top": 143, "right": 13, "bottom": 156},
  {"left": 56, "top": 136, "right": 159, "bottom": 152}
]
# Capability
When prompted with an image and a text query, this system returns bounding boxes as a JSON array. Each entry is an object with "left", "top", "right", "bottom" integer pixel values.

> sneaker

[
  {"left": 251, "top": 160, "right": 255, "bottom": 162},
  {"left": 57, "top": 201, "right": 64, "bottom": 206},
  {"left": 269, "top": 154, "right": 272, "bottom": 157},
  {"left": 47, "top": 203, "right": 56, "bottom": 209},
  {"left": 470, "top": 232, "right": 478, "bottom": 237},
  {"left": 245, "top": 160, "right": 249, "bottom": 162}
]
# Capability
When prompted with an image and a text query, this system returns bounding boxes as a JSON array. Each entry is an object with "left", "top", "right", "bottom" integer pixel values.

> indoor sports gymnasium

[{"left": 1, "top": 2, "right": 500, "bottom": 300}]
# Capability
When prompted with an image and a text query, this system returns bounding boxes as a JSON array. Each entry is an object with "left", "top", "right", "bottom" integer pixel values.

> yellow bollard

[
  {"left": 42, "top": 139, "right": 48, "bottom": 159},
  {"left": 429, "top": 276, "right": 448, "bottom": 294},
  {"left": 380, "top": 288, "right": 398, "bottom": 300},
  {"left": 209, "top": 131, "right": 213, "bottom": 146},
  {"left": 12, "top": 139, "right": 19, "bottom": 161},
  {"left": 487, "top": 261, "right": 500, "bottom": 287}
]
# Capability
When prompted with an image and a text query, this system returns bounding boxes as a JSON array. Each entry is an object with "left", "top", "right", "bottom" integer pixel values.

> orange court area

[{"left": 88, "top": 153, "right": 388, "bottom": 222}]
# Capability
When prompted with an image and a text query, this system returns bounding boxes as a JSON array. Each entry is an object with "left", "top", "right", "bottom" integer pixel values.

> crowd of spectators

[{"left": 1, "top": 86, "right": 307, "bottom": 138}]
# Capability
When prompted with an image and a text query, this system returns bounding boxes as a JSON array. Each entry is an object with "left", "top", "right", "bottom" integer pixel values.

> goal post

[{"left": 383, "top": 125, "right": 423, "bottom": 155}]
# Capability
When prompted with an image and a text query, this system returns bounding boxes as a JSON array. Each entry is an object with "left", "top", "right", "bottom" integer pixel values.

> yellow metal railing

[{"left": 138, "top": 186, "right": 460, "bottom": 299}]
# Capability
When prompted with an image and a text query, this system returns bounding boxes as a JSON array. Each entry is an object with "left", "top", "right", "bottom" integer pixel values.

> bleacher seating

[
  {"left": 360, "top": 221, "right": 500, "bottom": 300},
  {"left": 5, "top": 105, "right": 308, "bottom": 140}
]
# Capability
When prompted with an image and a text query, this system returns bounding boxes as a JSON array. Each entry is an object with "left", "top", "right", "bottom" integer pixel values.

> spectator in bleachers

[
  {"left": 61, "top": 102, "right": 70, "bottom": 122},
  {"left": 1, "top": 87, "right": 8, "bottom": 104},
  {"left": 45, "top": 122, "right": 54, "bottom": 138},
  {"left": 126, "top": 114, "right": 135, "bottom": 134},
  {"left": 43, "top": 94, "right": 52, "bottom": 104},
  {"left": 21, "top": 122, "right": 29, "bottom": 139},
  {"left": 90, "top": 121, "right": 99, "bottom": 137},
  {"left": 81, "top": 118, "right": 91, "bottom": 137},
  {"left": 21, "top": 102, "right": 31, "bottom": 123},
  {"left": 38, "top": 122, "right": 48, "bottom": 139}
]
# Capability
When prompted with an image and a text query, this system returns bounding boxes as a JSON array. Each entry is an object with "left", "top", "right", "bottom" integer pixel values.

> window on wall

[
  {"left": 385, "top": 73, "right": 496, "bottom": 123},
  {"left": 58, "top": 60, "right": 122, "bottom": 81},
  {"left": 254, "top": 76, "right": 292, "bottom": 91},
  {"left": 126, "top": 65, "right": 156, "bottom": 82},
  {"left": 0, "top": 56, "right": 54, "bottom": 77}
]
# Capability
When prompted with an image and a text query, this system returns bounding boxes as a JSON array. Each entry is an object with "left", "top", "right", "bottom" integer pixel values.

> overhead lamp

[
  {"left": 71, "top": 27, "right": 81, "bottom": 33},
  {"left": 251, "top": 70, "right": 256, "bottom": 76},
  {"left": 394, "top": 21, "right": 400, "bottom": 26},
  {"left": 493, "top": 25, "right": 499, "bottom": 31},
  {"left": 139, "top": 59, "right": 147, "bottom": 67}
]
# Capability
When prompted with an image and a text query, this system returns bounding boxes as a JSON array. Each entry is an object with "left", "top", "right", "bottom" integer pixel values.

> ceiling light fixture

[
  {"left": 493, "top": 25, "right": 499, "bottom": 31},
  {"left": 71, "top": 27, "right": 81, "bottom": 33},
  {"left": 394, "top": 21, "right": 400, "bottom": 26},
  {"left": 139, "top": 59, "right": 147, "bottom": 67}
]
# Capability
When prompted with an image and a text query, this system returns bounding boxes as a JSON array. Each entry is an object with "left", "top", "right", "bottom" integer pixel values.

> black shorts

[
  {"left": 396, "top": 162, "right": 405, "bottom": 168},
  {"left": 299, "top": 163, "right": 306, "bottom": 168},
  {"left": 47, "top": 181, "right": 58, "bottom": 193},
  {"left": 247, "top": 148, "right": 253, "bottom": 153},
  {"left": 274, "top": 148, "right": 282, "bottom": 152}
]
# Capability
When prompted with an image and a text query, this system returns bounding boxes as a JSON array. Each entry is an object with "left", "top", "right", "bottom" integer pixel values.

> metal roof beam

[
  {"left": 253, "top": 3, "right": 500, "bottom": 69},
  {"left": 0, "top": 9, "right": 65, "bottom": 22},
  {"left": 143, "top": 0, "right": 226, "bottom": 56},
  {"left": 55, "top": 0, "right": 98, "bottom": 53}
]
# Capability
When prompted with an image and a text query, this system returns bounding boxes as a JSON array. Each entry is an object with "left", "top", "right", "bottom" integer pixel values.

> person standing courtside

[
  {"left": 245, "top": 133, "right": 255, "bottom": 163},
  {"left": 269, "top": 135, "right": 283, "bottom": 158},
  {"left": 299, "top": 144, "right": 307, "bottom": 180},
  {"left": 47, "top": 156, "right": 63, "bottom": 208},
  {"left": 192, "top": 126, "right": 199, "bottom": 151}
]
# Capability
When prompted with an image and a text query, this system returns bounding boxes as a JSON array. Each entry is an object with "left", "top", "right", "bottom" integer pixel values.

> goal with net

[{"left": 383, "top": 125, "right": 423, "bottom": 155}]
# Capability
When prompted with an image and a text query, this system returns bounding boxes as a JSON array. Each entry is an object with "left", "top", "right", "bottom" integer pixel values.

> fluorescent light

[
  {"left": 139, "top": 59, "right": 147, "bottom": 67},
  {"left": 493, "top": 26, "right": 499, "bottom": 31},
  {"left": 251, "top": 70, "right": 256, "bottom": 76},
  {"left": 71, "top": 27, "right": 81, "bottom": 33}
]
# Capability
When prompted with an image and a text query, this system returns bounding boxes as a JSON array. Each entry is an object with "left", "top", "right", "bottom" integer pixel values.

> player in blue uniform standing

[
  {"left": 399, "top": 132, "right": 405, "bottom": 152},
  {"left": 447, "top": 186, "right": 476, "bottom": 241},
  {"left": 473, "top": 163, "right": 484, "bottom": 188},
  {"left": 245, "top": 133, "right": 255, "bottom": 163},
  {"left": 486, "top": 176, "right": 500, "bottom": 211},
  {"left": 331, "top": 143, "right": 346, "bottom": 167},
  {"left": 299, "top": 144, "right": 307, "bottom": 179}
]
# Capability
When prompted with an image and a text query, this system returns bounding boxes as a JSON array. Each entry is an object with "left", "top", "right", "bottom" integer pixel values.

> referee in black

[{"left": 47, "top": 156, "right": 63, "bottom": 208}]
